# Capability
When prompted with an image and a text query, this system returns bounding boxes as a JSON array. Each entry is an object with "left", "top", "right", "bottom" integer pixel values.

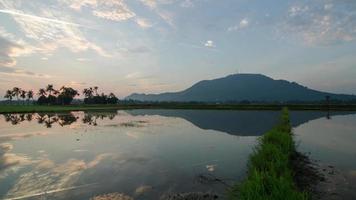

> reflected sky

[
  {"left": 295, "top": 114, "right": 356, "bottom": 170},
  {"left": 294, "top": 113, "right": 356, "bottom": 200},
  {"left": 0, "top": 110, "right": 355, "bottom": 200},
  {"left": 0, "top": 110, "right": 256, "bottom": 200}
]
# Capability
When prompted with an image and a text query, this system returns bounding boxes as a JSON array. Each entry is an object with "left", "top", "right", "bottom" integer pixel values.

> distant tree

[
  {"left": 46, "top": 84, "right": 55, "bottom": 96},
  {"left": 100, "top": 93, "right": 108, "bottom": 104},
  {"left": 26, "top": 90, "right": 34, "bottom": 104},
  {"left": 20, "top": 90, "right": 26, "bottom": 104},
  {"left": 57, "top": 86, "right": 79, "bottom": 105},
  {"left": 83, "top": 87, "right": 94, "bottom": 104},
  {"left": 37, "top": 88, "right": 47, "bottom": 105},
  {"left": 12, "top": 87, "right": 21, "bottom": 102},
  {"left": 4, "top": 90, "right": 13, "bottom": 103},
  {"left": 93, "top": 86, "right": 99, "bottom": 96},
  {"left": 46, "top": 84, "right": 58, "bottom": 104},
  {"left": 83, "top": 88, "right": 94, "bottom": 98},
  {"left": 107, "top": 93, "right": 118, "bottom": 104}
]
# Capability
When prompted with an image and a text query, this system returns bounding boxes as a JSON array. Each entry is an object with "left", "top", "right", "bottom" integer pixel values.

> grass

[
  {"left": 229, "top": 108, "right": 309, "bottom": 200},
  {"left": 1, "top": 103, "right": 356, "bottom": 114}
]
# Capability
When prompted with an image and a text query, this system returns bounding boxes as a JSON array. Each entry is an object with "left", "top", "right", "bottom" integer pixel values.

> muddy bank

[
  {"left": 291, "top": 151, "right": 324, "bottom": 198},
  {"left": 291, "top": 151, "right": 356, "bottom": 200}
]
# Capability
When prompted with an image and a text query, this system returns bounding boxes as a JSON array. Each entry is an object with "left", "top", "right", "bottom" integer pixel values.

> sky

[{"left": 0, "top": 0, "right": 356, "bottom": 98}]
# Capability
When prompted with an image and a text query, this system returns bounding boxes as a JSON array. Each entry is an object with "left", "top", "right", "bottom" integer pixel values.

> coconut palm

[
  {"left": 20, "top": 90, "right": 26, "bottom": 104},
  {"left": 12, "top": 87, "right": 21, "bottom": 101},
  {"left": 27, "top": 90, "right": 34, "bottom": 104},
  {"left": 37, "top": 88, "right": 47, "bottom": 105},
  {"left": 4, "top": 90, "right": 13, "bottom": 103},
  {"left": 38, "top": 88, "right": 47, "bottom": 96},
  {"left": 57, "top": 86, "right": 79, "bottom": 105},
  {"left": 46, "top": 84, "right": 55, "bottom": 96},
  {"left": 108, "top": 93, "right": 118, "bottom": 104},
  {"left": 93, "top": 86, "right": 99, "bottom": 96},
  {"left": 83, "top": 88, "right": 94, "bottom": 98}
]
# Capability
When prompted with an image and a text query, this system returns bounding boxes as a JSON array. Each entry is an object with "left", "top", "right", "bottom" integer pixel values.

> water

[
  {"left": 0, "top": 110, "right": 355, "bottom": 200},
  {"left": 294, "top": 112, "right": 356, "bottom": 199}
]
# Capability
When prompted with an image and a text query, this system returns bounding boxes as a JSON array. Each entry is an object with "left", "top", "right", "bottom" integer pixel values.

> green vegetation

[
  {"left": 1, "top": 103, "right": 356, "bottom": 114},
  {"left": 3, "top": 85, "right": 118, "bottom": 105},
  {"left": 229, "top": 108, "right": 308, "bottom": 200}
]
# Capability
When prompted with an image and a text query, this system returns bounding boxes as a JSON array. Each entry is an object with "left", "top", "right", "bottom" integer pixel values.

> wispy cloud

[
  {"left": 204, "top": 40, "right": 215, "bottom": 48},
  {"left": 0, "top": 66, "right": 51, "bottom": 78},
  {"left": 64, "top": 0, "right": 136, "bottom": 21},
  {"left": 228, "top": 18, "right": 249, "bottom": 32},
  {"left": 0, "top": 2, "right": 111, "bottom": 59},
  {"left": 278, "top": 0, "right": 356, "bottom": 46},
  {"left": 181, "top": 0, "right": 194, "bottom": 8},
  {"left": 0, "top": 35, "right": 33, "bottom": 67},
  {"left": 140, "top": 0, "right": 176, "bottom": 28},
  {"left": 135, "top": 18, "right": 153, "bottom": 29},
  {"left": 0, "top": 9, "right": 83, "bottom": 27},
  {"left": 179, "top": 42, "right": 221, "bottom": 52}
]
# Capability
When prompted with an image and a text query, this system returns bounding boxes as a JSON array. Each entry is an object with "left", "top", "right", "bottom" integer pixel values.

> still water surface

[
  {"left": 294, "top": 113, "right": 356, "bottom": 199},
  {"left": 0, "top": 110, "right": 355, "bottom": 199}
]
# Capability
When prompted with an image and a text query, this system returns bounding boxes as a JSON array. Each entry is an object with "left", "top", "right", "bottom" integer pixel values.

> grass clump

[{"left": 229, "top": 108, "right": 308, "bottom": 200}]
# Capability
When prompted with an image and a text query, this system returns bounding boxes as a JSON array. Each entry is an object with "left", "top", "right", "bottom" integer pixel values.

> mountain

[
  {"left": 127, "top": 110, "right": 356, "bottom": 136},
  {"left": 126, "top": 74, "right": 356, "bottom": 102}
]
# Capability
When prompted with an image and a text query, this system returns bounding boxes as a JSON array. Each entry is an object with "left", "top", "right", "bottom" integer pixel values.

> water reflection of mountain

[
  {"left": 2, "top": 110, "right": 355, "bottom": 136},
  {"left": 127, "top": 110, "right": 356, "bottom": 136}
]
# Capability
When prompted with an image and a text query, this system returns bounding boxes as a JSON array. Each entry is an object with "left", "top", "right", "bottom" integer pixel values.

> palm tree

[
  {"left": 27, "top": 90, "right": 34, "bottom": 104},
  {"left": 20, "top": 90, "right": 26, "bottom": 104},
  {"left": 46, "top": 84, "right": 55, "bottom": 96},
  {"left": 108, "top": 92, "right": 118, "bottom": 104},
  {"left": 38, "top": 88, "right": 47, "bottom": 96},
  {"left": 37, "top": 88, "right": 47, "bottom": 105},
  {"left": 83, "top": 88, "right": 94, "bottom": 98},
  {"left": 93, "top": 86, "right": 99, "bottom": 96},
  {"left": 4, "top": 90, "right": 13, "bottom": 103},
  {"left": 58, "top": 86, "right": 79, "bottom": 105},
  {"left": 12, "top": 87, "right": 21, "bottom": 102}
]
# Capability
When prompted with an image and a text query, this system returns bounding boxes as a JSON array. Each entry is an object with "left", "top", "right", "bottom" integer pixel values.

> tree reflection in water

[{"left": 1, "top": 111, "right": 117, "bottom": 128}]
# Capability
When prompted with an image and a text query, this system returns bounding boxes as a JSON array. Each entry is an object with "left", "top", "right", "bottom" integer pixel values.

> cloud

[
  {"left": 279, "top": 0, "right": 356, "bottom": 46},
  {"left": 63, "top": 0, "right": 97, "bottom": 11},
  {"left": 0, "top": 66, "right": 51, "bottom": 78},
  {"left": 0, "top": 9, "right": 83, "bottom": 27},
  {"left": 228, "top": 18, "right": 249, "bottom": 32},
  {"left": 140, "top": 0, "right": 158, "bottom": 9},
  {"left": 135, "top": 18, "right": 153, "bottom": 28},
  {"left": 181, "top": 0, "right": 194, "bottom": 8},
  {"left": 0, "top": 143, "right": 31, "bottom": 171},
  {"left": 134, "top": 185, "right": 153, "bottom": 196},
  {"left": 91, "top": 192, "right": 134, "bottom": 200},
  {"left": 0, "top": 37, "right": 21, "bottom": 67},
  {"left": 125, "top": 72, "right": 153, "bottom": 79},
  {"left": 92, "top": 5, "right": 135, "bottom": 21},
  {"left": 156, "top": 10, "right": 175, "bottom": 27},
  {"left": 69, "top": 81, "right": 87, "bottom": 86},
  {"left": 76, "top": 58, "right": 91, "bottom": 62},
  {"left": 3, "top": 155, "right": 103, "bottom": 199},
  {"left": 0, "top": 2, "right": 111, "bottom": 58},
  {"left": 0, "top": 35, "right": 33, "bottom": 67},
  {"left": 64, "top": 0, "right": 136, "bottom": 21},
  {"left": 140, "top": 0, "right": 176, "bottom": 27},
  {"left": 204, "top": 40, "right": 215, "bottom": 48}
]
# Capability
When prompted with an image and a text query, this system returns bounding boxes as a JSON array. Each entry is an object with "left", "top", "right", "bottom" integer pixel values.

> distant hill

[{"left": 126, "top": 74, "right": 356, "bottom": 102}]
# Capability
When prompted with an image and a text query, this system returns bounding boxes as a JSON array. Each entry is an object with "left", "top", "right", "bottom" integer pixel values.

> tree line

[{"left": 3, "top": 85, "right": 118, "bottom": 105}]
